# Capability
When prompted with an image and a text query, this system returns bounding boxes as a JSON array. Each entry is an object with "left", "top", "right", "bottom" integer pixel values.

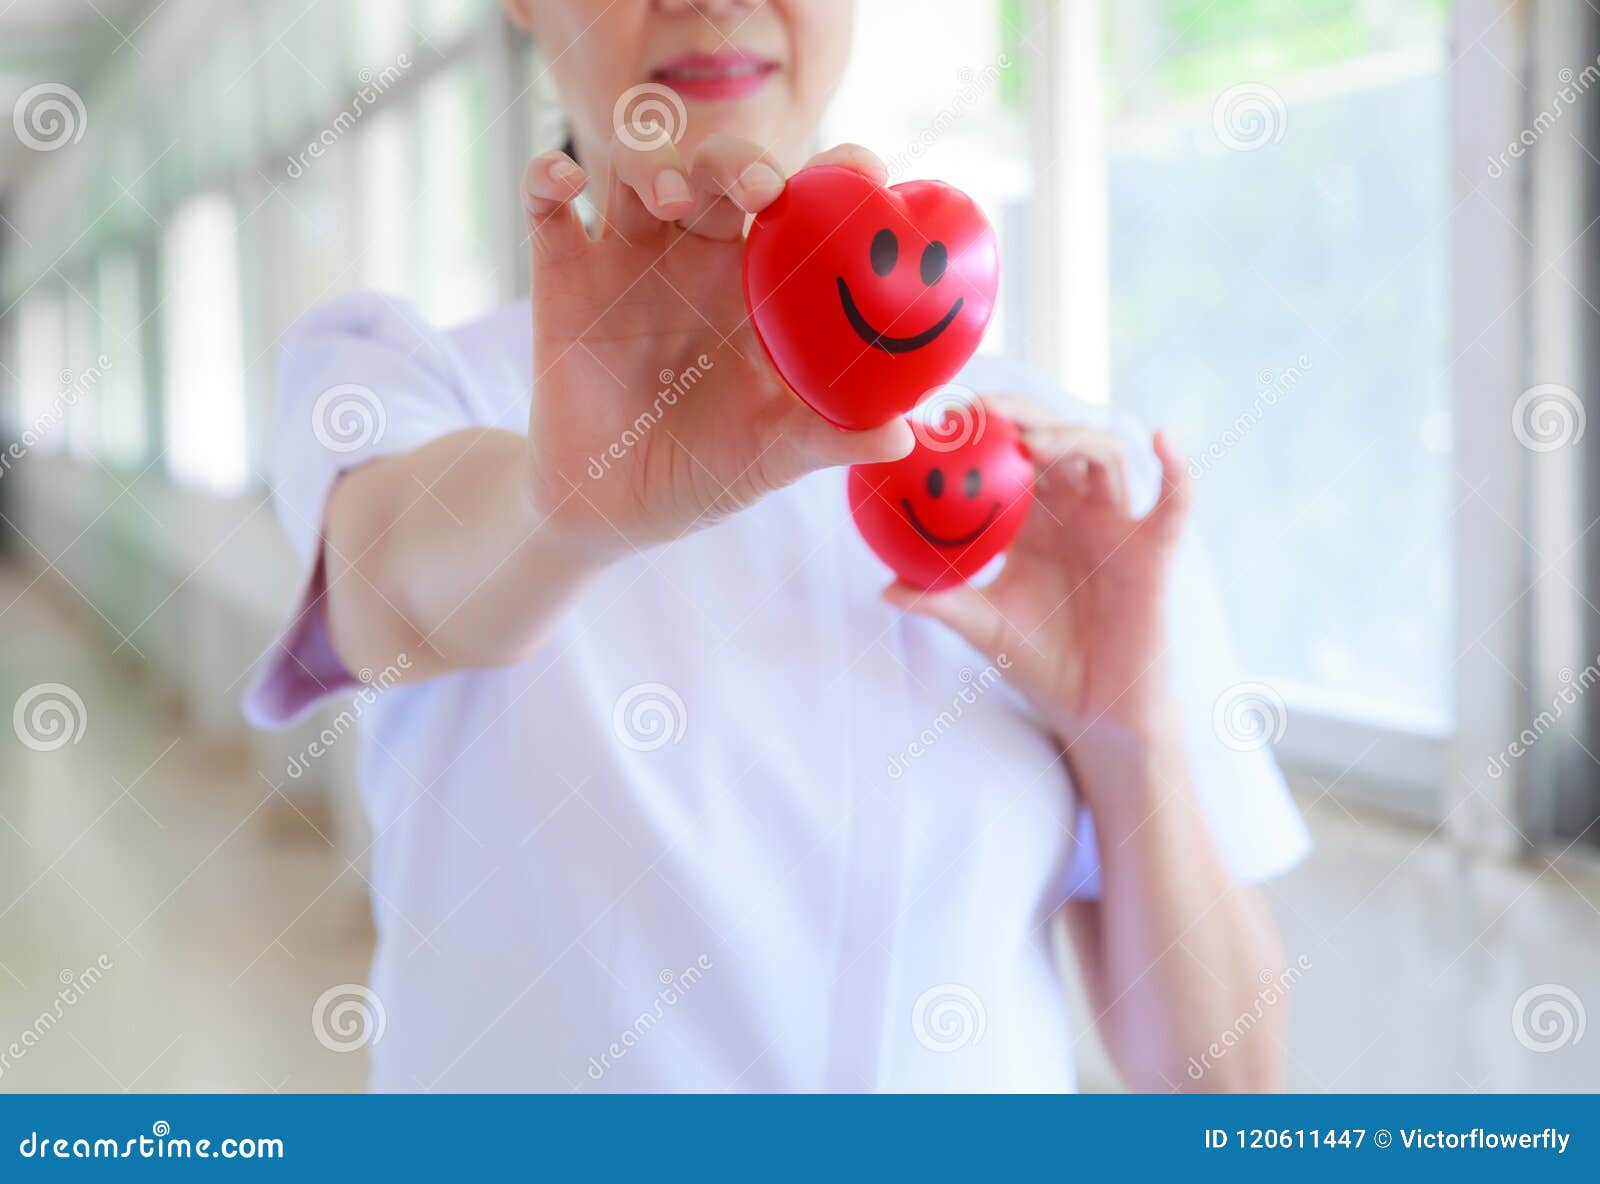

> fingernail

[
  {"left": 654, "top": 169, "right": 692, "bottom": 208},
  {"left": 739, "top": 163, "right": 784, "bottom": 198},
  {"left": 550, "top": 159, "right": 585, "bottom": 185}
]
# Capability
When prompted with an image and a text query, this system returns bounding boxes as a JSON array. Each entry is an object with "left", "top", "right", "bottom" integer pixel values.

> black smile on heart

[
  {"left": 900, "top": 498, "right": 1001, "bottom": 548},
  {"left": 836, "top": 277, "right": 965, "bottom": 354}
]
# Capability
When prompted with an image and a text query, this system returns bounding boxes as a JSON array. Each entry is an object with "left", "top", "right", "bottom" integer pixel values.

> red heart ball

[
  {"left": 848, "top": 410, "right": 1033, "bottom": 591},
  {"left": 743, "top": 166, "right": 1000, "bottom": 431}
]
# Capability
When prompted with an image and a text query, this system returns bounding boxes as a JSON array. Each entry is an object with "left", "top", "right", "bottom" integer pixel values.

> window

[
  {"left": 12, "top": 292, "right": 68, "bottom": 455},
  {"left": 96, "top": 251, "right": 149, "bottom": 468},
  {"left": 417, "top": 0, "right": 498, "bottom": 46},
  {"left": 415, "top": 63, "right": 498, "bottom": 326},
  {"left": 1094, "top": 0, "right": 1455, "bottom": 726},
  {"left": 358, "top": 104, "right": 417, "bottom": 296},
  {"left": 63, "top": 288, "right": 101, "bottom": 461},
  {"left": 352, "top": 0, "right": 414, "bottom": 69},
  {"left": 161, "top": 194, "right": 251, "bottom": 494},
  {"left": 820, "top": 0, "right": 1458, "bottom": 784}
]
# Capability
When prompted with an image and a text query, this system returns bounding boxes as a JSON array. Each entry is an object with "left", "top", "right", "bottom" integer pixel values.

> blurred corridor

[{"left": 0, "top": 563, "right": 371, "bottom": 1091}]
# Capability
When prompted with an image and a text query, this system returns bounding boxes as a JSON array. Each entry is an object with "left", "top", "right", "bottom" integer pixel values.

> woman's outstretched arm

[
  {"left": 322, "top": 427, "right": 606, "bottom": 681},
  {"left": 317, "top": 137, "right": 910, "bottom": 685}
]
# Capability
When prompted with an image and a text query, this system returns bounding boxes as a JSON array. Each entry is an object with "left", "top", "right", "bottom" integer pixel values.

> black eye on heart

[
  {"left": 925, "top": 466, "right": 983, "bottom": 498},
  {"left": 869, "top": 229, "right": 949, "bottom": 285}
]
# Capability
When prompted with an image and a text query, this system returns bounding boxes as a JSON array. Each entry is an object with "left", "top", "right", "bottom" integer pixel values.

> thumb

[
  {"left": 743, "top": 405, "right": 914, "bottom": 499},
  {"left": 883, "top": 580, "right": 1007, "bottom": 660},
  {"left": 785, "top": 405, "right": 915, "bottom": 471}
]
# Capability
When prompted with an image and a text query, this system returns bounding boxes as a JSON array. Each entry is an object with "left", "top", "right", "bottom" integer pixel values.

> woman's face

[{"left": 505, "top": 0, "right": 854, "bottom": 171}]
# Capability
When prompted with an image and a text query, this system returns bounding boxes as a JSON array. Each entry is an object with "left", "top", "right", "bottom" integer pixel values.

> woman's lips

[{"left": 650, "top": 51, "right": 778, "bottom": 101}]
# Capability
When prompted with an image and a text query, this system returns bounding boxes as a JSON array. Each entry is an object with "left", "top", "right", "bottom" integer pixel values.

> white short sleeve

[
  {"left": 242, "top": 293, "right": 488, "bottom": 728},
  {"left": 266, "top": 292, "right": 485, "bottom": 566}
]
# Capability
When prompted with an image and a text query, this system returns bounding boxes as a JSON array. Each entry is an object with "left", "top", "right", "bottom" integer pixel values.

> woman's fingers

[
  {"left": 800, "top": 142, "right": 889, "bottom": 184},
  {"left": 980, "top": 393, "right": 1063, "bottom": 433},
  {"left": 1023, "top": 426, "right": 1131, "bottom": 516},
  {"left": 522, "top": 152, "right": 591, "bottom": 264},
  {"left": 604, "top": 133, "right": 694, "bottom": 238},
  {"left": 1142, "top": 430, "right": 1192, "bottom": 545},
  {"left": 684, "top": 133, "right": 787, "bottom": 240}
]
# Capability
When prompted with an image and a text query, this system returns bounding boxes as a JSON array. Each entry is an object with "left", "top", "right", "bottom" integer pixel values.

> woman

[{"left": 247, "top": 0, "right": 1309, "bottom": 1092}]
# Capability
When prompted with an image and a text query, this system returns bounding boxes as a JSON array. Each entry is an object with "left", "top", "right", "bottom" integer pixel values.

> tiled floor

[{"left": 1, "top": 564, "right": 1596, "bottom": 1093}]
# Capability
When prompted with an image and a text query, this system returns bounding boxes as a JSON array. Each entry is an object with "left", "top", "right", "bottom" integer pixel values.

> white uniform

[{"left": 245, "top": 293, "right": 1310, "bottom": 1092}]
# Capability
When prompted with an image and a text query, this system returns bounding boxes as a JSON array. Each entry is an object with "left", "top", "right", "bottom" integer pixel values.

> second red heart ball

[
  {"left": 743, "top": 166, "right": 999, "bottom": 431},
  {"left": 849, "top": 409, "right": 1033, "bottom": 591}
]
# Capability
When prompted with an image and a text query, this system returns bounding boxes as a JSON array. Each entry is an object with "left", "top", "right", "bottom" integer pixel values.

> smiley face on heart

[
  {"left": 848, "top": 404, "right": 1032, "bottom": 591},
  {"left": 743, "top": 166, "right": 1000, "bottom": 431}
]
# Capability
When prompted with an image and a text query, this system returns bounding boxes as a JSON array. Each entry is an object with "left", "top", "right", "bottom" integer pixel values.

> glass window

[
  {"left": 415, "top": 63, "right": 498, "bottom": 326},
  {"left": 96, "top": 252, "right": 149, "bottom": 467},
  {"left": 12, "top": 293, "right": 69, "bottom": 456},
  {"left": 418, "top": 0, "right": 497, "bottom": 46},
  {"left": 352, "top": 0, "right": 414, "bottom": 69},
  {"left": 1096, "top": 0, "right": 1454, "bottom": 723},
  {"left": 63, "top": 285, "right": 102, "bottom": 461},
  {"left": 161, "top": 194, "right": 251, "bottom": 494},
  {"left": 358, "top": 104, "right": 418, "bottom": 296},
  {"left": 258, "top": 0, "right": 318, "bottom": 147},
  {"left": 212, "top": 31, "right": 262, "bottom": 176}
]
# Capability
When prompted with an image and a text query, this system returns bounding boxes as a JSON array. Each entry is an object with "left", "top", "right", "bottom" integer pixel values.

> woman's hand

[
  {"left": 888, "top": 400, "right": 1291, "bottom": 1091},
  {"left": 885, "top": 396, "right": 1191, "bottom": 760},
  {"left": 521, "top": 135, "right": 912, "bottom": 561}
]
